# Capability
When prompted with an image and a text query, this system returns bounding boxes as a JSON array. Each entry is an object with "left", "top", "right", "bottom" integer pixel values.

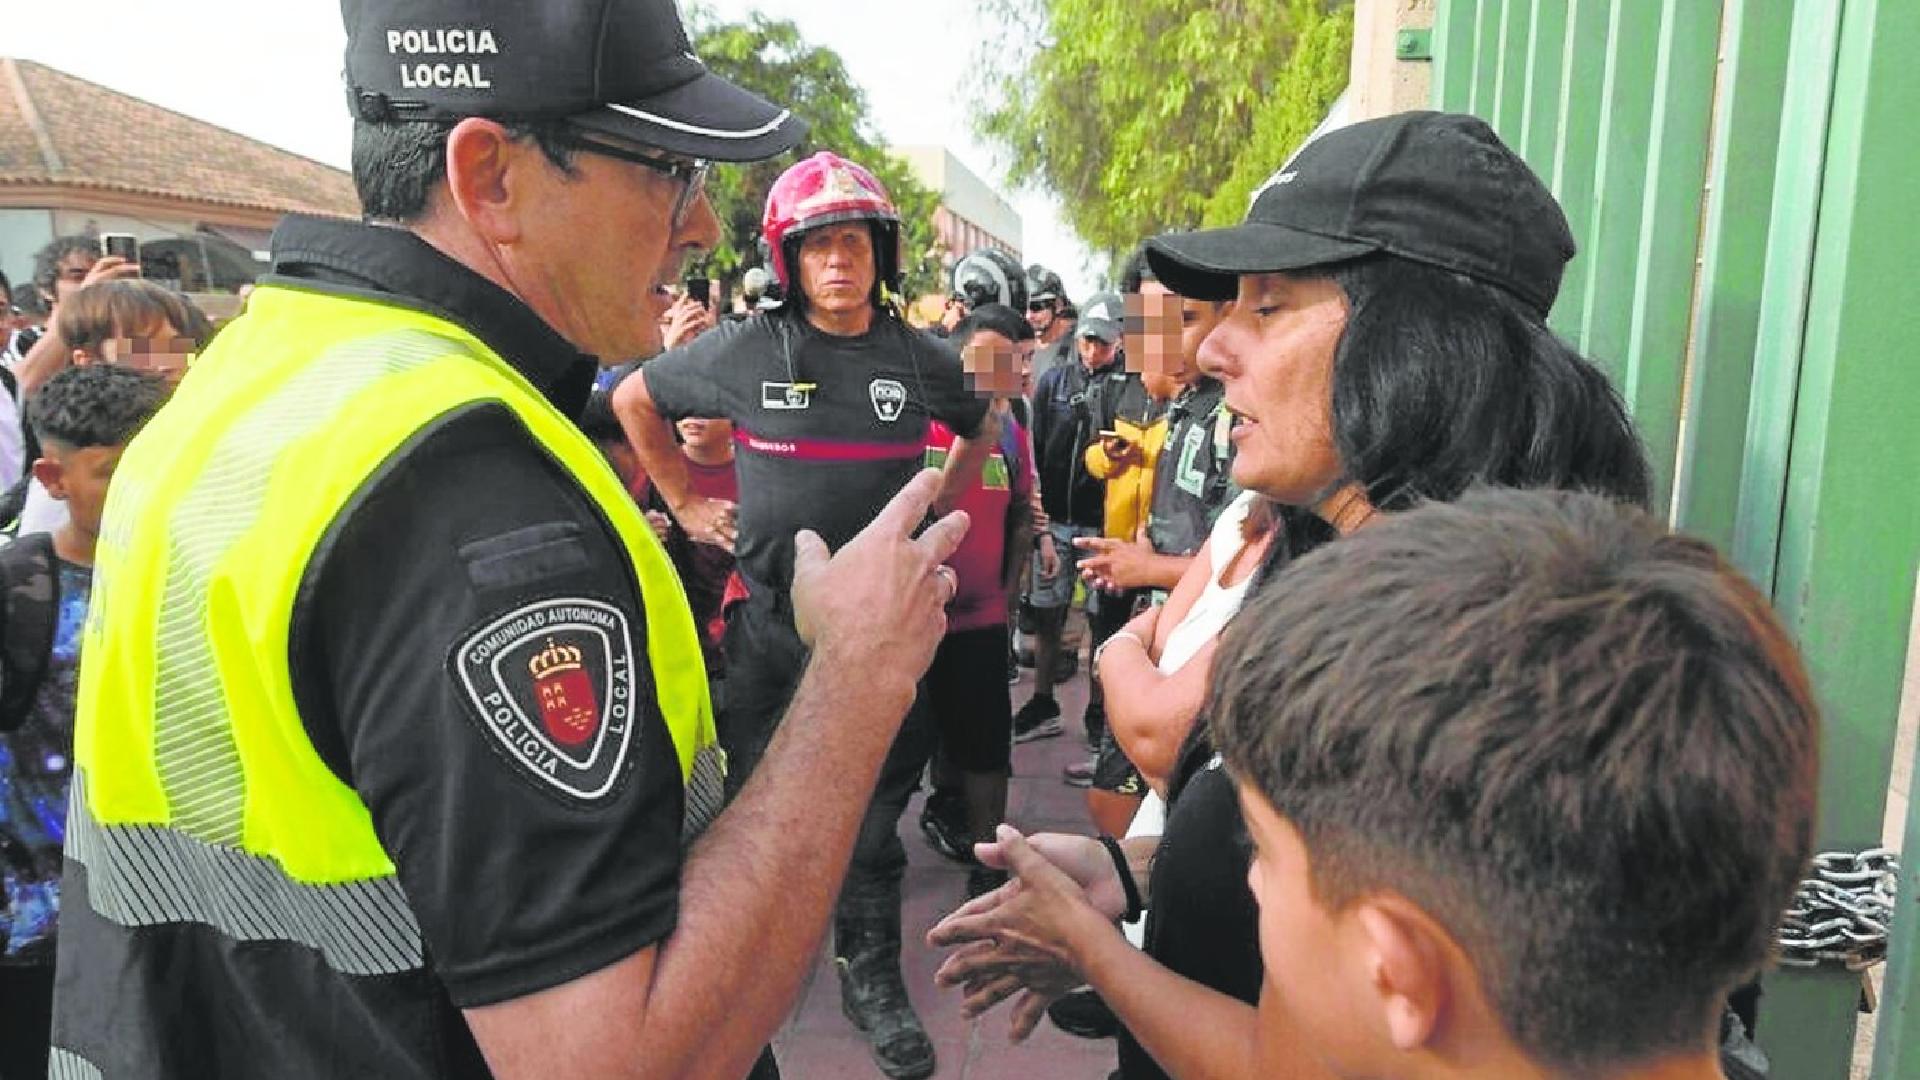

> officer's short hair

[
  {"left": 30, "top": 364, "right": 171, "bottom": 452},
  {"left": 353, "top": 119, "right": 580, "bottom": 222},
  {"left": 1212, "top": 487, "right": 1818, "bottom": 1076}
]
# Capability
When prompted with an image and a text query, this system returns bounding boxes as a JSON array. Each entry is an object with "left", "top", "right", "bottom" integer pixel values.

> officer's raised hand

[{"left": 792, "top": 468, "right": 969, "bottom": 683}]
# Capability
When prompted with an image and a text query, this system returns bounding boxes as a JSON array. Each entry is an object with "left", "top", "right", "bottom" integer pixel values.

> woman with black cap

[{"left": 929, "top": 110, "right": 1651, "bottom": 1079}]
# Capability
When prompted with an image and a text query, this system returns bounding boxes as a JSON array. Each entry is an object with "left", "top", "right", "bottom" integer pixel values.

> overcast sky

[{"left": 9, "top": 0, "right": 1099, "bottom": 297}]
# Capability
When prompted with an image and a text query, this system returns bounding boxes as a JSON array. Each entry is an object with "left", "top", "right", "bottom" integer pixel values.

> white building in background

[{"left": 890, "top": 146, "right": 1022, "bottom": 266}]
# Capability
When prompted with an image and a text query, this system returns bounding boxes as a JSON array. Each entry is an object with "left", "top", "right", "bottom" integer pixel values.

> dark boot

[{"left": 834, "top": 909, "right": 936, "bottom": 1080}]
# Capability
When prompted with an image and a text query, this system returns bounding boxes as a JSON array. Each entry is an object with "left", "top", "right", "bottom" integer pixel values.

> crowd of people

[{"left": 0, "top": 1, "right": 1824, "bottom": 1079}]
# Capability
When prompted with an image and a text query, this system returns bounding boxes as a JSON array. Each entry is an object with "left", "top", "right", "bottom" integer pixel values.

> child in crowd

[
  {"left": 579, "top": 392, "right": 738, "bottom": 684},
  {"left": 1213, "top": 488, "right": 1816, "bottom": 1080},
  {"left": 923, "top": 304, "right": 1039, "bottom": 898},
  {"left": 9, "top": 280, "right": 211, "bottom": 535},
  {"left": 0, "top": 364, "right": 171, "bottom": 1078}
]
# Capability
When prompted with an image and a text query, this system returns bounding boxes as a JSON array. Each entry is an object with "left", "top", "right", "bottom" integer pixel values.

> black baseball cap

[
  {"left": 1146, "top": 112, "right": 1573, "bottom": 316},
  {"left": 341, "top": 0, "right": 807, "bottom": 162}
]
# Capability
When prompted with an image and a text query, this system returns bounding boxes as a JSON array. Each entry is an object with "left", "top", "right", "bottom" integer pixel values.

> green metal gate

[{"left": 1429, "top": 2, "right": 1920, "bottom": 1077}]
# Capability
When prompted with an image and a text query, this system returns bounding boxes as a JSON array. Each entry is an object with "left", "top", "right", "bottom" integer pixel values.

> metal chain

[{"left": 1776, "top": 848, "right": 1899, "bottom": 971}]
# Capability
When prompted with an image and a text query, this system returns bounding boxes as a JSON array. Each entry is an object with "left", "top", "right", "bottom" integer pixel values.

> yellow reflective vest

[{"left": 60, "top": 284, "right": 719, "bottom": 1025}]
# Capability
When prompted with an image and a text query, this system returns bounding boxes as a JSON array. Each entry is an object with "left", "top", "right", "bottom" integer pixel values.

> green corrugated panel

[
  {"left": 1620, "top": 0, "right": 1721, "bottom": 514},
  {"left": 1823, "top": 1, "right": 1920, "bottom": 1074},
  {"left": 1432, "top": 0, "right": 1481, "bottom": 111},
  {"left": 1517, "top": 0, "right": 1569, "bottom": 173},
  {"left": 1729, "top": 1, "right": 1843, "bottom": 589},
  {"left": 1546, "top": 0, "right": 1614, "bottom": 342},
  {"left": 1672, "top": 0, "right": 1793, "bottom": 551},
  {"left": 1759, "top": 0, "right": 1920, "bottom": 1074},
  {"left": 1573, "top": 2, "right": 1660, "bottom": 389},
  {"left": 1469, "top": 0, "right": 1504, "bottom": 118},
  {"left": 1489, "top": 0, "right": 1529, "bottom": 138}
]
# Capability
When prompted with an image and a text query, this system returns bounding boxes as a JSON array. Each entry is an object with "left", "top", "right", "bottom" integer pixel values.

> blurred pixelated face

[
  {"left": 960, "top": 329, "right": 1028, "bottom": 398},
  {"left": 52, "top": 250, "right": 97, "bottom": 306},
  {"left": 44, "top": 443, "right": 125, "bottom": 539},
  {"left": 1238, "top": 782, "right": 1374, "bottom": 1077},
  {"left": 93, "top": 317, "right": 193, "bottom": 384},
  {"left": 676, "top": 416, "right": 733, "bottom": 454},
  {"left": 797, "top": 224, "right": 877, "bottom": 319},
  {"left": 1128, "top": 281, "right": 1223, "bottom": 384},
  {"left": 1199, "top": 273, "right": 1347, "bottom": 507}
]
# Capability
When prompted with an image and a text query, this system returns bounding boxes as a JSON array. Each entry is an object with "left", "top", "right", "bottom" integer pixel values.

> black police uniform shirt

[
  {"left": 637, "top": 313, "right": 991, "bottom": 594},
  {"left": 1145, "top": 377, "right": 1237, "bottom": 558},
  {"left": 169, "top": 216, "right": 686, "bottom": 1071}
]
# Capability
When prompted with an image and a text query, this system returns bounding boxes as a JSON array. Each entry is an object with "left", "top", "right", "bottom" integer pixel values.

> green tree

[
  {"left": 686, "top": 9, "right": 946, "bottom": 298},
  {"left": 975, "top": 0, "right": 1352, "bottom": 263}
]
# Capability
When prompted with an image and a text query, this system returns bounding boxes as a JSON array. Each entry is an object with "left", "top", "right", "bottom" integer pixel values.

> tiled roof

[{"left": 0, "top": 58, "right": 359, "bottom": 219}]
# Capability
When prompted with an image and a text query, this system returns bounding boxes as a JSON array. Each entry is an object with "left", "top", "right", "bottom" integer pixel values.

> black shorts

[
  {"left": 925, "top": 624, "right": 1014, "bottom": 773},
  {"left": 1092, "top": 726, "right": 1145, "bottom": 796}
]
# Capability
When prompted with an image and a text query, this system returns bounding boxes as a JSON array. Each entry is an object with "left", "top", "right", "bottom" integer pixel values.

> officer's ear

[{"left": 443, "top": 117, "right": 526, "bottom": 246}]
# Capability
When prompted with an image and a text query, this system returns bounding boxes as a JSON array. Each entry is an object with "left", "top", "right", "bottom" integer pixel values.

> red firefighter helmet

[{"left": 761, "top": 151, "right": 902, "bottom": 299}]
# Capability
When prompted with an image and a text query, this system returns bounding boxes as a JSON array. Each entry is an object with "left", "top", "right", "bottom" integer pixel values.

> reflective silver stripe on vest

[
  {"left": 47, "top": 1048, "right": 103, "bottom": 1080},
  {"left": 67, "top": 771, "right": 425, "bottom": 976},
  {"left": 153, "top": 330, "right": 463, "bottom": 845},
  {"left": 684, "top": 742, "right": 726, "bottom": 839}
]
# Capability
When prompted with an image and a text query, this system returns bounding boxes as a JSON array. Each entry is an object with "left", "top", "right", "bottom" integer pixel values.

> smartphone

[
  {"left": 100, "top": 232, "right": 140, "bottom": 263},
  {"left": 683, "top": 275, "right": 710, "bottom": 308}
]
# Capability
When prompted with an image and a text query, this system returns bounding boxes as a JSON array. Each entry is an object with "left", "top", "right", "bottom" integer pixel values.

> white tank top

[
  {"left": 1124, "top": 491, "right": 1266, "bottom": 942},
  {"left": 1156, "top": 490, "right": 1263, "bottom": 674}
]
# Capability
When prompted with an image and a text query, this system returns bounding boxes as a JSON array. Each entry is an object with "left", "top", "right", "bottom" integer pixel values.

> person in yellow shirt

[{"left": 1083, "top": 413, "right": 1168, "bottom": 546}]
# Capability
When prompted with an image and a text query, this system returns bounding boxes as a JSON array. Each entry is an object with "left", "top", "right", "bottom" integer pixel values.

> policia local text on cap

[{"left": 47, "top": 1, "right": 972, "bottom": 1078}]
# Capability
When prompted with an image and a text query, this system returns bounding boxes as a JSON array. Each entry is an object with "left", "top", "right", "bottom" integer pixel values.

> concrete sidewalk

[{"left": 772, "top": 655, "right": 1116, "bottom": 1079}]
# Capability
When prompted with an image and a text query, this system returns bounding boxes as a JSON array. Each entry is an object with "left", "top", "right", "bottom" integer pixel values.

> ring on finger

[{"left": 935, "top": 565, "right": 959, "bottom": 599}]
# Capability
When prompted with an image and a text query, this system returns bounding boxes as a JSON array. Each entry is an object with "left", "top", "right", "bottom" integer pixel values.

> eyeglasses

[
  {"left": 553, "top": 130, "right": 711, "bottom": 232},
  {"left": 1027, "top": 300, "right": 1055, "bottom": 313}
]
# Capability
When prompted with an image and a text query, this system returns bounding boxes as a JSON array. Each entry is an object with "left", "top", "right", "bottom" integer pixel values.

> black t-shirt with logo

[{"left": 636, "top": 314, "right": 991, "bottom": 593}]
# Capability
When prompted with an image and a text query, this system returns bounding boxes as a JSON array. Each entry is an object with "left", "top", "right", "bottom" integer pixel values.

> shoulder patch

[{"left": 450, "top": 597, "right": 641, "bottom": 807}]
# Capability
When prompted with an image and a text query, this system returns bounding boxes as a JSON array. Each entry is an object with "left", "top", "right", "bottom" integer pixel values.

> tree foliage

[
  {"left": 974, "top": 0, "right": 1352, "bottom": 263},
  {"left": 685, "top": 9, "right": 945, "bottom": 298}
]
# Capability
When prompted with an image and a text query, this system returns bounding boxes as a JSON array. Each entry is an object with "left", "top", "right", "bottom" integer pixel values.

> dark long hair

[{"left": 1269, "top": 255, "right": 1651, "bottom": 565}]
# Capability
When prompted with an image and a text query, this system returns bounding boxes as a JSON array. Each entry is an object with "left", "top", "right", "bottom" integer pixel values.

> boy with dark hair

[
  {"left": 1212, "top": 487, "right": 1819, "bottom": 1080},
  {"left": 0, "top": 363, "right": 169, "bottom": 1078}
]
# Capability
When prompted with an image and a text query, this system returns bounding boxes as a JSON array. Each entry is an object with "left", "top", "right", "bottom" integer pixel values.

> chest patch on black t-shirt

[
  {"left": 869, "top": 378, "right": 907, "bottom": 422},
  {"left": 450, "top": 597, "right": 639, "bottom": 806}
]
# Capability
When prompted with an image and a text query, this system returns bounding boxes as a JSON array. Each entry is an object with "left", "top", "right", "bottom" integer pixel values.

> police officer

[
  {"left": 616, "top": 152, "right": 998, "bottom": 1080},
  {"left": 50, "top": 3, "right": 969, "bottom": 1078}
]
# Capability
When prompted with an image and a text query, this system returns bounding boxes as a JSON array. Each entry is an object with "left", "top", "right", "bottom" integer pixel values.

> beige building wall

[{"left": 1350, "top": 0, "right": 1436, "bottom": 120}]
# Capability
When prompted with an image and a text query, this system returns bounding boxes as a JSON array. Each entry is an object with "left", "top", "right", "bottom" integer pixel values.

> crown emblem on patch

[{"left": 528, "top": 638, "right": 584, "bottom": 680}]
